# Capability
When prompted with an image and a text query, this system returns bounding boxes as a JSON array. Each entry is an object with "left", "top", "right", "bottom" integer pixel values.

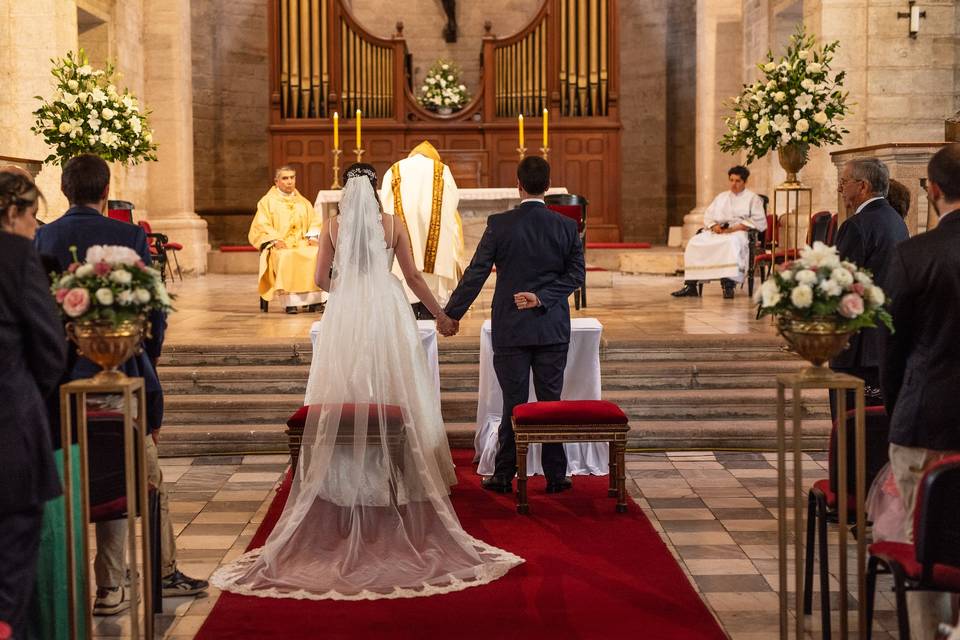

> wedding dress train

[{"left": 211, "top": 173, "right": 522, "bottom": 600}]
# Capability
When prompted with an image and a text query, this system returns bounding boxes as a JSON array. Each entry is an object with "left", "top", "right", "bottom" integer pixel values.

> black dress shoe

[
  {"left": 671, "top": 282, "right": 700, "bottom": 297},
  {"left": 545, "top": 478, "right": 573, "bottom": 494},
  {"left": 481, "top": 476, "right": 512, "bottom": 493},
  {"left": 721, "top": 279, "right": 736, "bottom": 299},
  {"left": 285, "top": 306, "right": 298, "bottom": 314}
]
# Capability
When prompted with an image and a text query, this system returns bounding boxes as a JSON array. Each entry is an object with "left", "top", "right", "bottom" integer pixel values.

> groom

[{"left": 443, "top": 157, "right": 585, "bottom": 493}]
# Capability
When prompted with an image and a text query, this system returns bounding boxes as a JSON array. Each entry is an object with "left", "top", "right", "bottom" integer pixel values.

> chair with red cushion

[
  {"left": 138, "top": 220, "right": 183, "bottom": 282},
  {"left": 544, "top": 194, "right": 588, "bottom": 310},
  {"left": 107, "top": 200, "right": 135, "bottom": 224},
  {"left": 803, "top": 406, "right": 890, "bottom": 639},
  {"left": 285, "top": 404, "right": 406, "bottom": 473},
  {"left": 511, "top": 400, "right": 630, "bottom": 515},
  {"left": 866, "top": 456, "right": 960, "bottom": 639},
  {"left": 826, "top": 213, "right": 839, "bottom": 246}
]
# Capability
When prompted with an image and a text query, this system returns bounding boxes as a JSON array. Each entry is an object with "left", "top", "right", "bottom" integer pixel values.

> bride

[{"left": 211, "top": 164, "right": 522, "bottom": 600}]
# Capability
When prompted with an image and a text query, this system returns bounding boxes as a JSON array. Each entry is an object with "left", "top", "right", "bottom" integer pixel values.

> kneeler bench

[
  {"left": 513, "top": 400, "right": 630, "bottom": 515},
  {"left": 285, "top": 404, "right": 406, "bottom": 474}
]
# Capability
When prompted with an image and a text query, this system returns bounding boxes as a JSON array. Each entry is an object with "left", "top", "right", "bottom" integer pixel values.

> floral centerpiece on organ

[
  {"left": 31, "top": 49, "right": 158, "bottom": 165},
  {"left": 756, "top": 242, "right": 892, "bottom": 366},
  {"left": 417, "top": 59, "right": 470, "bottom": 115},
  {"left": 719, "top": 26, "right": 851, "bottom": 184},
  {"left": 53, "top": 245, "right": 173, "bottom": 381}
]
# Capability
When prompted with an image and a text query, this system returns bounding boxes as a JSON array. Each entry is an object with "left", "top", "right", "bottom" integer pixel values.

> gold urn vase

[
  {"left": 776, "top": 315, "right": 853, "bottom": 369},
  {"left": 777, "top": 142, "right": 809, "bottom": 187},
  {"left": 66, "top": 318, "right": 145, "bottom": 383}
]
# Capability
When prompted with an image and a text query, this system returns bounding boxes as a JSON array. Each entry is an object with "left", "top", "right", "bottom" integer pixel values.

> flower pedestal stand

[
  {"left": 59, "top": 375, "right": 155, "bottom": 640},
  {"left": 775, "top": 368, "right": 867, "bottom": 640},
  {"left": 769, "top": 184, "right": 813, "bottom": 280}
]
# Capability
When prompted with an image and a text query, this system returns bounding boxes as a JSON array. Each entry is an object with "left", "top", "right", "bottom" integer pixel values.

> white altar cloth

[
  {"left": 308, "top": 319, "right": 440, "bottom": 402},
  {"left": 474, "top": 318, "right": 607, "bottom": 476}
]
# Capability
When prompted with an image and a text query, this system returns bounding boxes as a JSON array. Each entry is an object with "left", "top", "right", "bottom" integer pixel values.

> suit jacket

[
  {"left": 0, "top": 232, "right": 66, "bottom": 512},
  {"left": 831, "top": 198, "right": 909, "bottom": 370},
  {"left": 882, "top": 209, "right": 960, "bottom": 451},
  {"left": 445, "top": 201, "right": 585, "bottom": 349},
  {"left": 35, "top": 206, "right": 166, "bottom": 431}
]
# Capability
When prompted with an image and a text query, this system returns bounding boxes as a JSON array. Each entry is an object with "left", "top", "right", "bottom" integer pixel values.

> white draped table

[
  {"left": 474, "top": 318, "right": 607, "bottom": 476},
  {"left": 308, "top": 320, "right": 440, "bottom": 400}
]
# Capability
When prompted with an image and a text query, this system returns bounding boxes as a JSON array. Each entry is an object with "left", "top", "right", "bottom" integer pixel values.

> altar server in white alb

[
  {"left": 380, "top": 141, "right": 464, "bottom": 319},
  {"left": 673, "top": 165, "right": 766, "bottom": 299}
]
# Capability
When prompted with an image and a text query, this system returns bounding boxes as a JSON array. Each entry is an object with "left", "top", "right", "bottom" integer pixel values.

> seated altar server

[
  {"left": 249, "top": 166, "right": 324, "bottom": 313},
  {"left": 673, "top": 165, "right": 766, "bottom": 299},
  {"left": 379, "top": 141, "right": 463, "bottom": 319}
]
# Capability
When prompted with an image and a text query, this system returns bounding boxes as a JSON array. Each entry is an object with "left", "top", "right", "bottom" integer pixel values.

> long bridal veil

[{"left": 211, "top": 174, "right": 522, "bottom": 600}]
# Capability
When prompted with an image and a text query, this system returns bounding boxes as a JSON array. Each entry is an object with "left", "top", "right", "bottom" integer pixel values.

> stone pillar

[
  {"left": 683, "top": 0, "right": 744, "bottom": 243},
  {"left": 141, "top": 0, "right": 208, "bottom": 275}
]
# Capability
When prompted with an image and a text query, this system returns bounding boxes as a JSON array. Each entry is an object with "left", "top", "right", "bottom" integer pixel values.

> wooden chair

[
  {"left": 866, "top": 456, "right": 960, "bottom": 640},
  {"left": 106, "top": 200, "right": 135, "bottom": 224},
  {"left": 744, "top": 194, "right": 770, "bottom": 298},
  {"left": 803, "top": 406, "right": 891, "bottom": 639},
  {"left": 138, "top": 220, "right": 183, "bottom": 282},
  {"left": 826, "top": 213, "right": 839, "bottom": 246},
  {"left": 511, "top": 400, "right": 630, "bottom": 515},
  {"left": 544, "top": 194, "right": 588, "bottom": 310}
]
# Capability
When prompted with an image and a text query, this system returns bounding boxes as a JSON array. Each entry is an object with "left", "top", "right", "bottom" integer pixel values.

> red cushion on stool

[
  {"left": 869, "top": 541, "right": 960, "bottom": 591},
  {"left": 512, "top": 400, "right": 628, "bottom": 425},
  {"left": 287, "top": 404, "right": 405, "bottom": 429},
  {"left": 164, "top": 242, "right": 184, "bottom": 251}
]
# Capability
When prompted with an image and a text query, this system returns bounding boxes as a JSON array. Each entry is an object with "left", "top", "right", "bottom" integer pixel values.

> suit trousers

[
  {"left": 0, "top": 506, "right": 44, "bottom": 636},
  {"left": 94, "top": 437, "right": 175, "bottom": 586},
  {"left": 492, "top": 343, "right": 568, "bottom": 482}
]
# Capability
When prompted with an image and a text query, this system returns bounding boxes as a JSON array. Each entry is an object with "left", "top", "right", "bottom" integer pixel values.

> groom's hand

[
  {"left": 513, "top": 292, "right": 540, "bottom": 310},
  {"left": 436, "top": 312, "right": 459, "bottom": 337}
]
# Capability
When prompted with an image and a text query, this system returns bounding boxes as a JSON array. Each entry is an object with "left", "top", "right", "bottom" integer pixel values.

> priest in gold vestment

[
  {"left": 249, "top": 166, "right": 325, "bottom": 313},
  {"left": 379, "top": 141, "right": 463, "bottom": 319}
]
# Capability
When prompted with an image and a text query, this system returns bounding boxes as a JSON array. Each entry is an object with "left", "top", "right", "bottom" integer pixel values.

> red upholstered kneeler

[{"left": 511, "top": 400, "right": 630, "bottom": 515}]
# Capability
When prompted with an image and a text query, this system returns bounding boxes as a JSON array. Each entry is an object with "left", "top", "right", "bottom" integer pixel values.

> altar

[{"left": 314, "top": 187, "right": 568, "bottom": 265}]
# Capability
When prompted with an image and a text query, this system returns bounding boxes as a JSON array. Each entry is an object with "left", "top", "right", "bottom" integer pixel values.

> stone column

[
  {"left": 683, "top": 0, "right": 744, "bottom": 243},
  {"left": 141, "top": 0, "right": 208, "bottom": 274}
]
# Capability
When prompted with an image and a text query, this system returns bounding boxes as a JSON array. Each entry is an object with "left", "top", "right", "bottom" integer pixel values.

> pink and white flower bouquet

[
  {"left": 755, "top": 241, "right": 893, "bottom": 332},
  {"left": 50, "top": 244, "right": 173, "bottom": 324}
]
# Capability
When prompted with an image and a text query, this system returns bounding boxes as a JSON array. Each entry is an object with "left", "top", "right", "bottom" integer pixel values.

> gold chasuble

[
  {"left": 380, "top": 141, "right": 464, "bottom": 305},
  {"left": 249, "top": 186, "right": 323, "bottom": 302}
]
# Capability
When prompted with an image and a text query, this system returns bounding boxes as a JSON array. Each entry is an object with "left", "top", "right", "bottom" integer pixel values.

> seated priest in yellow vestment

[
  {"left": 379, "top": 141, "right": 463, "bottom": 319},
  {"left": 249, "top": 166, "right": 325, "bottom": 313}
]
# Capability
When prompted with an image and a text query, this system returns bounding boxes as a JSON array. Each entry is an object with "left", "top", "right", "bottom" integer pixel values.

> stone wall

[{"left": 665, "top": 0, "right": 698, "bottom": 230}]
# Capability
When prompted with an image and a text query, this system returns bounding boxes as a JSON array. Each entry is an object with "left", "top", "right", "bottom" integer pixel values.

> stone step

[
  {"left": 161, "top": 388, "right": 829, "bottom": 426},
  {"left": 159, "top": 359, "right": 813, "bottom": 395},
  {"left": 157, "top": 417, "right": 831, "bottom": 458}
]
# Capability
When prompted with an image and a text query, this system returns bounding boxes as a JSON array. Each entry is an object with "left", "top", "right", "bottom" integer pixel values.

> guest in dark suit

[
  {"left": 881, "top": 143, "right": 960, "bottom": 639},
  {"left": 34, "top": 155, "right": 206, "bottom": 615},
  {"left": 830, "top": 158, "right": 908, "bottom": 413},
  {"left": 0, "top": 173, "right": 66, "bottom": 638},
  {"left": 444, "top": 157, "right": 585, "bottom": 493}
]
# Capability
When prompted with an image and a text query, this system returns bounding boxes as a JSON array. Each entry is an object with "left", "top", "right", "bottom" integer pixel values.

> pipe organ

[{"left": 269, "top": 0, "right": 622, "bottom": 240}]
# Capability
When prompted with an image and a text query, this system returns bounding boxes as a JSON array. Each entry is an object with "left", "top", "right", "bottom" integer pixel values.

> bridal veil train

[{"left": 211, "top": 167, "right": 522, "bottom": 600}]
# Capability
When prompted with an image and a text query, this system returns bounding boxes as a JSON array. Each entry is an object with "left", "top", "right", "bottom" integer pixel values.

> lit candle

[
  {"left": 518, "top": 114, "right": 525, "bottom": 148},
  {"left": 355, "top": 109, "right": 362, "bottom": 149},
  {"left": 542, "top": 108, "right": 548, "bottom": 148},
  {"left": 333, "top": 112, "right": 339, "bottom": 150}
]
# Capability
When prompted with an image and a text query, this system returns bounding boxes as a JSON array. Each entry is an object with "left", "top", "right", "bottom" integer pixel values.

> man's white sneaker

[{"left": 92, "top": 586, "right": 130, "bottom": 616}]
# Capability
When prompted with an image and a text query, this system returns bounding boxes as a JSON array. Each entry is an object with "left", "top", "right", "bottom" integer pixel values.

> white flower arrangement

[
  {"left": 719, "top": 26, "right": 851, "bottom": 163},
  {"left": 755, "top": 242, "right": 892, "bottom": 332},
  {"left": 51, "top": 245, "right": 173, "bottom": 325},
  {"left": 31, "top": 50, "right": 158, "bottom": 165},
  {"left": 417, "top": 60, "right": 470, "bottom": 112}
]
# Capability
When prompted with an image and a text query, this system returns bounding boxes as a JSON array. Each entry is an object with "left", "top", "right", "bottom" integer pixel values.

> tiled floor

[{"left": 87, "top": 451, "right": 904, "bottom": 640}]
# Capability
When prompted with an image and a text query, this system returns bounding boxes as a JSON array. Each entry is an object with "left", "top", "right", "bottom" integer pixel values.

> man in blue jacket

[
  {"left": 35, "top": 154, "right": 207, "bottom": 615},
  {"left": 445, "top": 157, "right": 585, "bottom": 493}
]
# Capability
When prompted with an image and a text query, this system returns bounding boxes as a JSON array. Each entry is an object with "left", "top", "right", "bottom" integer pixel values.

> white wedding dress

[{"left": 211, "top": 175, "right": 522, "bottom": 600}]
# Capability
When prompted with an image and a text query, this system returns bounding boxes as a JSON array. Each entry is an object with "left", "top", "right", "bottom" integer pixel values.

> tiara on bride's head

[{"left": 343, "top": 163, "right": 378, "bottom": 188}]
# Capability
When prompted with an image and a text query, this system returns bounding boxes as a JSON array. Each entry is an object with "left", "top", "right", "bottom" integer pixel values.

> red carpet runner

[{"left": 195, "top": 451, "right": 726, "bottom": 639}]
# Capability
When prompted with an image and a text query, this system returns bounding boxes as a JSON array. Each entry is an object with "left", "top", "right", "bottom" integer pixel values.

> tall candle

[
  {"left": 333, "top": 112, "right": 339, "bottom": 149},
  {"left": 355, "top": 109, "right": 362, "bottom": 149},
  {"left": 518, "top": 114, "right": 525, "bottom": 148},
  {"left": 542, "top": 108, "right": 548, "bottom": 148}
]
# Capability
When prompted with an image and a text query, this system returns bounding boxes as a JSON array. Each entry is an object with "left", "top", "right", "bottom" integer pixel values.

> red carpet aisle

[{"left": 195, "top": 451, "right": 726, "bottom": 640}]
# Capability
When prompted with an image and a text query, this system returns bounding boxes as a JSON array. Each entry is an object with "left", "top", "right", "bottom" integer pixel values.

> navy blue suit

[
  {"left": 35, "top": 206, "right": 166, "bottom": 432},
  {"left": 446, "top": 200, "right": 585, "bottom": 480}
]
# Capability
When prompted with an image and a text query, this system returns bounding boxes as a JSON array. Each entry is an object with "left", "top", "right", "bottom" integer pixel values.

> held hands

[
  {"left": 436, "top": 311, "right": 459, "bottom": 337},
  {"left": 273, "top": 240, "right": 288, "bottom": 250},
  {"left": 514, "top": 292, "right": 540, "bottom": 310}
]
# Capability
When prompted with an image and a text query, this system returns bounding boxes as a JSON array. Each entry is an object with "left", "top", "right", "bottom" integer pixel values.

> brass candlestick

[
  {"left": 330, "top": 148, "right": 343, "bottom": 189},
  {"left": 354, "top": 147, "right": 365, "bottom": 164},
  {"left": 540, "top": 146, "right": 550, "bottom": 161},
  {"left": 517, "top": 147, "right": 527, "bottom": 161}
]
